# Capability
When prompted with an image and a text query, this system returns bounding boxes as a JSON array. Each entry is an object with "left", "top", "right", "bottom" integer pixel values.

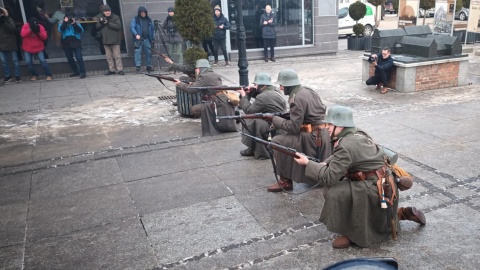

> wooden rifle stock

[
  {"left": 145, "top": 74, "right": 190, "bottom": 84},
  {"left": 241, "top": 132, "right": 319, "bottom": 162},
  {"left": 217, "top": 112, "right": 290, "bottom": 120}
]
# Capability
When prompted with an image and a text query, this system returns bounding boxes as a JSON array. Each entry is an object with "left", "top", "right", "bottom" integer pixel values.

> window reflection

[{"left": 228, "top": 0, "right": 313, "bottom": 51}]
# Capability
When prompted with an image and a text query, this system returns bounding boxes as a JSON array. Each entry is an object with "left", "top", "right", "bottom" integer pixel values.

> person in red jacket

[{"left": 21, "top": 17, "right": 53, "bottom": 81}]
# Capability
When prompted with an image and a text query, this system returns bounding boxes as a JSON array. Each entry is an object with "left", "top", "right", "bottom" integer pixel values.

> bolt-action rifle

[
  {"left": 189, "top": 86, "right": 249, "bottom": 91},
  {"left": 241, "top": 132, "right": 319, "bottom": 162},
  {"left": 217, "top": 112, "right": 290, "bottom": 120},
  {"left": 145, "top": 73, "right": 191, "bottom": 85}
]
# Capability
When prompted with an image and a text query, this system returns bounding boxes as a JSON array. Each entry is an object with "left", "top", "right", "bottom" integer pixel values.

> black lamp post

[{"left": 236, "top": 0, "right": 249, "bottom": 86}]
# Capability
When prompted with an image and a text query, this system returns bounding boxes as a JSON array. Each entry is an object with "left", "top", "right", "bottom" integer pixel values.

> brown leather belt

[
  {"left": 300, "top": 124, "right": 325, "bottom": 133},
  {"left": 345, "top": 169, "right": 380, "bottom": 181}
]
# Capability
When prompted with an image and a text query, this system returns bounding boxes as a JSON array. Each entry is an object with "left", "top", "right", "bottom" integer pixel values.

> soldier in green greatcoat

[{"left": 295, "top": 106, "right": 426, "bottom": 248}]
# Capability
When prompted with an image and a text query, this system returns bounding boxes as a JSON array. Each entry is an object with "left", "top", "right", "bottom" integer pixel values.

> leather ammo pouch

[
  {"left": 312, "top": 125, "right": 323, "bottom": 147},
  {"left": 300, "top": 124, "right": 312, "bottom": 132}
]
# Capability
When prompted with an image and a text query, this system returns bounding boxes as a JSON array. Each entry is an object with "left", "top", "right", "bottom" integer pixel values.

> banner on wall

[
  {"left": 467, "top": 0, "right": 480, "bottom": 33},
  {"left": 398, "top": 0, "right": 420, "bottom": 28},
  {"left": 433, "top": 0, "right": 456, "bottom": 35},
  {"left": 60, "top": 0, "right": 74, "bottom": 8}
]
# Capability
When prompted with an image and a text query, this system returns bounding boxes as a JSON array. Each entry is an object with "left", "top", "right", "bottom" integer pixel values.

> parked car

[
  {"left": 384, "top": 2, "right": 396, "bottom": 14},
  {"left": 455, "top": 7, "right": 469, "bottom": 21},
  {"left": 338, "top": 2, "right": 376, "bottom": 36}
]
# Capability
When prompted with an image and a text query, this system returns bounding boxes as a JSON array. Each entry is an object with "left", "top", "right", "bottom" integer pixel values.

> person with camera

[
  {"left": 295, "top": 106, "right": 426, "bottom": 248},
  {"left": 130, "top": 6, "right": 154, "bottom": 73},
  {"left": 236, "top": 73, "right": 287, "bottom": 159},
  {"left": 366, "top": 47, "right": 394, "bottom": 94},
  {"left": 21, "top": 17, "right": 53, "bottom": 81},
  {"left": 162, "top": 7, "right": 183, "bottom": 65},
  {"left": 96, "top": 5, "right": 124, "bottom": 75},
  {"left": 212, "top": 5, "right": 231, "bottom": 66},
  {"left": 0, "top": 7, "right": 21, "bottom": 83},
  {"left": 260, "top": 5, "right": 277, "bottom": 62},
  {"left": 59, "top": 13, "right": 86, "bottom": 79}
]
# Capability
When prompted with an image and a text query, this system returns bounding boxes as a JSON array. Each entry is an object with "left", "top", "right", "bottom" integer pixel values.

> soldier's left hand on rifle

[
  {"left": 236, "top": 85, "right": 256, "bottom": 98},
  {"left": 164, "top": 56, "right": 173, "bottom": 64},
  {"left": 294, "top": 153, "right": 327, "bottom": 166}
]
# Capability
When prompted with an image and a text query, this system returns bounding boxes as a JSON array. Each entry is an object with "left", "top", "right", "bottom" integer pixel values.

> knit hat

[
  {"left": 214, "top": 5, "right": 221, "bottom": 11},
  {"left": 102, "top": 5, "right": 111, "bottom": 12},
  {"left": 167, "top": 7, "right": 174, "bottom": 12}
]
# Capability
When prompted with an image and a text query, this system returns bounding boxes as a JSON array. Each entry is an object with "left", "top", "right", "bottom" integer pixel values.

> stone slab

[
  {"left": 24, "top": 217, "right": 157, "bottom": 270},
  {"left": 30, "top": 158, "right": 124, "bottom": 199},
  {"left": 39, "top": 80, "right": 88, "bottom": 98},
  {"left": 27, "top": 184, "right": 136, "bottom": 241},
  {"left": 39, "top": 94, "right": 92, "bottom": 110},
  {"left": 0, "top": 203, "right": 27, "bottom": 247},
  {"left": 127, "top": 167, "right": 231, "bottom": 215},
  {"left": 0, "top": 244, "right": 23, "bottom": 270},
  {"left": 0, "top": 172, "right": 31, "bottom": 206},
  {"left": 191, "top": 137, "right": 247, "bottom": 166},
  {"left": 142, "top": 196, "right": 268, "bottom": 265}
]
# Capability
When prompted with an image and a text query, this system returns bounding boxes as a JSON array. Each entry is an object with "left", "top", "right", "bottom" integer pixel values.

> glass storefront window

[
  {"left": 1, "top": 0, "right": 126, "bottom": 60},
  {"left": 227, "top": 0, "right": 313, "bottom": 51}
]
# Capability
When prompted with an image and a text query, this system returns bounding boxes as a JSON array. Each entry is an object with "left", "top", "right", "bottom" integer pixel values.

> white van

[{"left": 338, "top": 1, "right": 376, "bottom": 36}]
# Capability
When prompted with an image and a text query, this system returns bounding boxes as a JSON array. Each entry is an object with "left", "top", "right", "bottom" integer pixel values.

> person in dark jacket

[
  {"left": 236, "top": 73, "right": 287, "bottom": 159},
  {"left": 0, "top": 7, "right": 21, "bottom": 82},
  {"left": 96, "top": 5, "right": 124, "bottom": 75},
  {"left": 130, "top": 6, "right": 154, "bottom": 72},
  {"left": 162, "top": 7, "right": 183, "bottom": 64},
  {"left": 174, "top": 59, "right": 238, "bottom": 136},
  {"left": 212, "top": 5, "right": 231, "bottom": 66},
  {"left": 295, "top": 106, "right": 426, "bottom": 249},
  {"left": 260, "top": 5, "right": 277, "bottom": 62},
  {"left": 366, "top": 47, "right": 394, "bottom": 94},
  {"left": 59, "top": 13, "right": 86, "bottom": 79}
]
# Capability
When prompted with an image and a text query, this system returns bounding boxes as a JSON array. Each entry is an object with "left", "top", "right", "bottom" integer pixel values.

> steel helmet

[
  {"left": 275, "top": 69, "right": 301, "bottom": 87},
  {"left": 324, "top": 106, "right": 355, "bottom": 127},
  {"left": 253, "top": 73, "right": 272, "bottom": 86},
  {"left": 195, "top": 59, "right": 210, "bottom": 68}
]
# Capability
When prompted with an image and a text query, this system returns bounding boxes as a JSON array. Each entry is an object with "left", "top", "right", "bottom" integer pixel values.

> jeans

[
  {"left": 134, "top": 38, "right": 152, "bottom": 67},
  {"left": 64, "top": 47, "right": 86, "bottom": 74},
  {"left": 212, "top": 39, "right": 228, "bottom": 62},
  {"left": 23, "top": 51, "right": 52, "bottom": 77},
  {"left": 0, "top": 50, "right": 21, "bottom": 77},
  {"left": 263, "top": 38, "right": 276, "bottom": 58}
]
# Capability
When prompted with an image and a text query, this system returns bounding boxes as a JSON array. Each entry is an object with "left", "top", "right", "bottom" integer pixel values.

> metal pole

[{"left": 236, "top": 0, "right": 249, "bottom": 86}]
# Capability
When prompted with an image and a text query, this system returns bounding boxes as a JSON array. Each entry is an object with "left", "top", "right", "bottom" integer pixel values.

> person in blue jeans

[
  {"left": 59, "top": 13, "right": 86, "bottom": 78},
  {"left": 0, "top": 7, "right": 21, "bottom": 82},
  {"left": 21, "top": 18, "right": 52, "bottom": 81},
  {"left": 130, "top": 6, "right": 154, "bottom": 73}
]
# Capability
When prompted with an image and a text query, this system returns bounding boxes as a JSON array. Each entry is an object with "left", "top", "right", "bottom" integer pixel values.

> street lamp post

[{"left": 236, "top": 0, "right": 249, "bottom": 86}]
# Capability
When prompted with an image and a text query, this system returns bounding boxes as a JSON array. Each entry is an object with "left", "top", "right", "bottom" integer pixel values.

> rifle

[
  {"left": 153, "top": 19, "right": 172, "bottom": 59},
  {"left": 190, "top": 86, "right": 249, "bottom": 91},
  {"left": 241, "top": 132, "right": 320, "bottom": 162},
  {"left": 145, "top": 73, "right": 191, "bottom": 84},
  {"left": 217, "top": 112, "right": 290, "bottom": 120},
  {"left": 146, "top": 45, "right": 196, "bottom": 78}
]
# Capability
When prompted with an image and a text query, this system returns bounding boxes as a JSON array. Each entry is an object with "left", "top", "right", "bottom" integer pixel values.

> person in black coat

[
  {"left": 366, "top": 47, "right": 394, "bottom": 94},
  {"left": 260, "top": 5, "right": 277, "bottom": 62},
  {"left": 212, "top": 5, "right": 231, "bottom": 66}
]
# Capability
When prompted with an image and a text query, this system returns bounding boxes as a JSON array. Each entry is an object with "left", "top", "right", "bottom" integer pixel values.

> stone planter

[{"left": 347, "top": 36, "right": 365, "bottom": 50}]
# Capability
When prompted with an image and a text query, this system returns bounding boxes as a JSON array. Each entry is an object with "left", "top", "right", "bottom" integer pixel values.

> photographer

[
  {"left": 366, "top": 47, "right": 394, "bottom": 94},
  {"left": 260, "top": 5, "right": 277, "bottom": 62},
  {"left": 0, "top": 7, "right": 21, "bottom": 82},
  {"left": 212, "top": 5, "right": 231, "bottom": 66},
  {"left": 162, "top": 7, "right": 183, "bottom": 64},
  {"left": 59, "top": 13, "right": 86, "bottom": 79},
  {"left": 96, "top": 5, "right": 124, "bottom": 75},
  {"left": 20, "top": 17, "right": 53, "bottom": 81}
]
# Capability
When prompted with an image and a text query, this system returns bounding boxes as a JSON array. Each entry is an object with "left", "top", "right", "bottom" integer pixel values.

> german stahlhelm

[
  {"left": 324, "top": 106, "right": 355, "bottom": 127},
  {"left": 195, "top": 59, "right": 210, "bottom": 68},
  {"left": 253, "top": 73, "right": 272, "bottom": 86},
  {"left": 275, "top": 69, "right": 301, "bottom": 87}
]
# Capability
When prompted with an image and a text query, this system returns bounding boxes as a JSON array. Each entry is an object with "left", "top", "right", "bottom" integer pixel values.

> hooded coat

[
  {"left": 0, "top": 13, "right": 18, "bottom": 51},
  {"left": 213, "top": 12, "right": 231, "bottom": 40},
  {"left": 130, "top": 6, "right": 154, "bottom": 42}
]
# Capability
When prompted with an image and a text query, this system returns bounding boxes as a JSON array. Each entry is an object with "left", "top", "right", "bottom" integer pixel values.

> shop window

[
  {"left": 227, "top": 0, "right": 313, "bottom": 51},
  {"left": 2, "top": 0, "right": 126, "bottom": 60}
]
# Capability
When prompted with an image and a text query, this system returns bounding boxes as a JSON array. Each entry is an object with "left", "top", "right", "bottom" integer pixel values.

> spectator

[
  {"left": 59, "top": 13, "right": 86, "bottom": 79},
  {"left": 21, "top": 17, "right": 53, "bottom": 81},
  {"left": 260, "top": 5, "right": 277, "bottom": 62},
  {"left": 212, "top": 5, "right": 231, "bottom": 66},
  {"left": 0, "top": 7, "right": 21, "bottom": 83},
  {"left": 96, "top": 5, "right": 124, "bottom": 75},
  {"left": 162, "top": 7, "right": 183, "bottom": 64},
  {"left": 45, "top": 5, "right": 65, "bottom": 46},
  {"left": 366, "top": 47, "right": 394, "bottom": 94},
  {"left": 130, "top": 6, "right": 154, "bottom": 73},
  {"left": 91, "top": 3, "right": 105, "bottom": 55}
]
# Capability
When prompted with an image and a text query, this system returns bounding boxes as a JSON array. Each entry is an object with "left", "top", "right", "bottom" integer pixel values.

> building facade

[{"left": 0, "top": 0, "right": 337, "bottom": 75}]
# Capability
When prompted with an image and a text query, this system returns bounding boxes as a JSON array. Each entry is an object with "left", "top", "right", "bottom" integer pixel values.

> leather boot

[
  {"left": 332, "top": 235, "right": 352, "bottom": 249},
  {"left": 267, "top": 178, "right": 293, "bottom": 192},
  {"left": 398, "top": 207, "right": 426, "bottom": 225},
  {"left": 270, "top": 57, "right": 276, "bottom": 62},
  {"left": 240, "top": 148, "right": 254, "bottom": 156},
  {"left": 375, "top": 83, "right": 383, "bottom": 90},
  {"left": 381, "top": 87, "right": 389, "bottom": 94},
  {"left": 264, "top": 57, "right": 268, "bottom": 62}
]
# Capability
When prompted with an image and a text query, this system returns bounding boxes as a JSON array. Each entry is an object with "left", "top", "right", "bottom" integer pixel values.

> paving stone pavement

[{"left": 1, "top": 39, "right": 480, "bottom": 269}]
